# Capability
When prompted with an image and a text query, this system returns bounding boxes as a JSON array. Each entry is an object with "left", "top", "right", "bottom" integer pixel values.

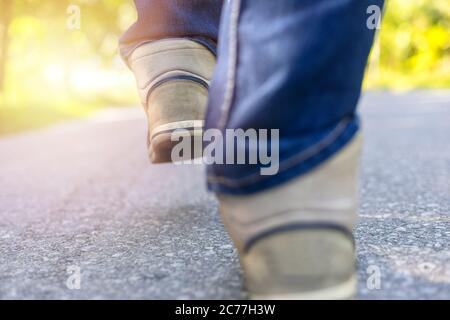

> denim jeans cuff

[{"left": 206, "top": 119, "right": 359, "bottom": 196}]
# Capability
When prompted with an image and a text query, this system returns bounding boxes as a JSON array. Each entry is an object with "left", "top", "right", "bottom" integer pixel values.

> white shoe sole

[
  {"left": 149, "top": 120, "right": 204, "bottom": 163},
  {"left": 250, "top": 275, "right": 357, "bottom": 300}
]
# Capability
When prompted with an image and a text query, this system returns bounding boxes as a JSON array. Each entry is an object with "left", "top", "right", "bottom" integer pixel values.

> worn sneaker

[
  {"left": 217, "top": 134, "right": 362, "bottom": 299},
  {"left": 128, "top": 39, "right": 216, "bottom": 163}
]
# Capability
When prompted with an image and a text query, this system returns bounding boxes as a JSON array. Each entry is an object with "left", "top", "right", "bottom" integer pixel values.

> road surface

[{"left": 0, "top": 91, "right": 449, "bottom": 299}]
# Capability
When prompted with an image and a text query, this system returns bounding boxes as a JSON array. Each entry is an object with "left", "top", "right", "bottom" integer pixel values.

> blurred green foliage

[
  {"left": 0, "top": 0, "right": 138, "bottom": 134},
  {"left": 366, "top": 0, "right": 450, "bottom": 88}
]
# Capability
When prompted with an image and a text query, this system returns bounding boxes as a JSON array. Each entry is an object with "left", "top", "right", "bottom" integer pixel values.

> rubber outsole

[{"left": 149, "top": 120, "right": 204, "bottom": 163}]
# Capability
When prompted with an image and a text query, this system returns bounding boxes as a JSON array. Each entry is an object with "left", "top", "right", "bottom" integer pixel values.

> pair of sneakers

[{"left": 128, "top": 39, "right": 361, "bottom": 299}]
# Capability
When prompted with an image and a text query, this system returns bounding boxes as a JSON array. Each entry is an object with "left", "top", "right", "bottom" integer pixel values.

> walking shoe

[
  {"left": 128, "top": 39, "right": 216, "bottom": 163},
  {"left": 217, "top": 134, "right": 362, "bottom": 299}
]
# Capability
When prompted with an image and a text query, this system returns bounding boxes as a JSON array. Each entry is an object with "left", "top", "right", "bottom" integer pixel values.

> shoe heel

[
  {"left": 147, "top": 81, "right": 207, "bottom": 163},
  {"left": 242, "top": 228, "right": 357, "bottom": 300}
]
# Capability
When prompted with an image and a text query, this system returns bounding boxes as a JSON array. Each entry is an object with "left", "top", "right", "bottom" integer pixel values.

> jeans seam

[
  {"left": 217, "top": 0, "right": 242, "bottom": 130},
  {"left": 207, "top": 117, "right": 353, "bottom": 187}
]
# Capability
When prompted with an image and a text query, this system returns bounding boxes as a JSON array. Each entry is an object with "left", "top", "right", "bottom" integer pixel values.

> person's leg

[
  {"left": 120, "top": 0, "right": 223, "bottom": 59},
  {"left": 207, "top": 0, "right": 384, "bottom": 298},
  {"left": 120, "top": 0, "right": 223, "bottom": 163}
]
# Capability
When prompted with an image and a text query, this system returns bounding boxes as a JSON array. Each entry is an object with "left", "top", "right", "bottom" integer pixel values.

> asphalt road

[{"left": 0, "top": 91, "right": 449, "bottom": 299}]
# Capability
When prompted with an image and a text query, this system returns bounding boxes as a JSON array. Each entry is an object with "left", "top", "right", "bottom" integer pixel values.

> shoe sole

[
  {"left": 250, "top": 275, "right": 357, "bottom": 300},
  {"left": 149, "top": 120, "right": 204, "bottom": 163}
]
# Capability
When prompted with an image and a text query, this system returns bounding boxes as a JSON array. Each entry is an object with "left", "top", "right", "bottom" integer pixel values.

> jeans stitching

[{"left": 217, "top": 0, "right": 242, "bottom": 130}]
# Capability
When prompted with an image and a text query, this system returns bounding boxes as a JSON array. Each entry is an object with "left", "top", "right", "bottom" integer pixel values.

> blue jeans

[
  {"left": 120, "top": 0, "right": 384, "bottom": 195},
  {"left": 120, "top": 0, "right": 223, "bottom": 59}
]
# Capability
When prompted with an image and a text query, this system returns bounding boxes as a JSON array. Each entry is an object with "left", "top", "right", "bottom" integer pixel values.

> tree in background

[{"left": 1, "top": 0, "right": 136, "bottom": 96}]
